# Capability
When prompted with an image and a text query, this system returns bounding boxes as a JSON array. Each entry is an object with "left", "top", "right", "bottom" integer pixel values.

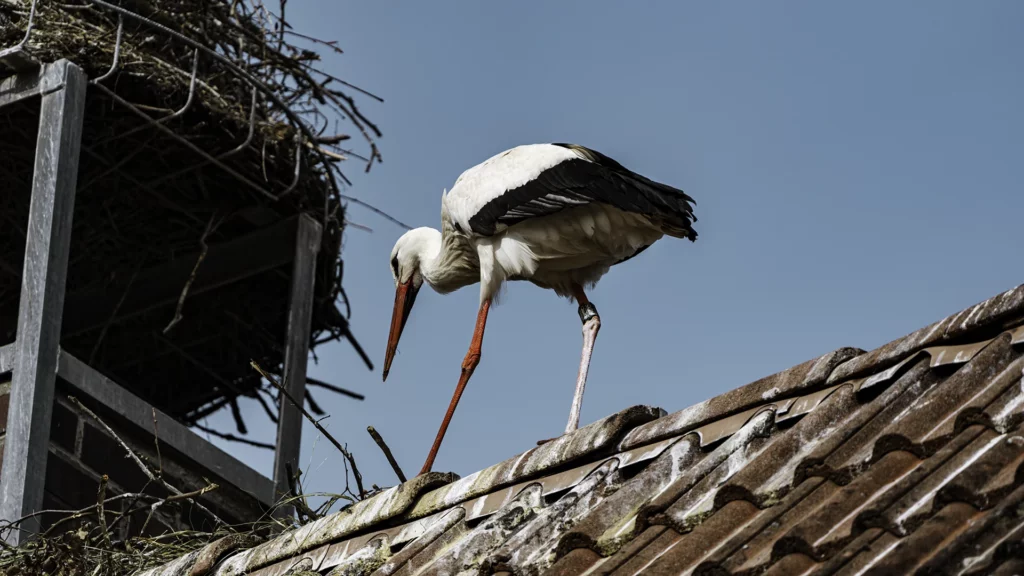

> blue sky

[{"left": 205, "top": 2, "right": 1024, "bottom": 502}]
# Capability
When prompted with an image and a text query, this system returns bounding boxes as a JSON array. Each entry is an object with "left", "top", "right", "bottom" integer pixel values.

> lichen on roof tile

[
  {"left": 712, "top": 384, "right": 858, "bottom": 508},
  {"left": 130, "top": 281, "right": 1024, "bottom": 576},
  {"left": 828, "top": 283, "right": 1024, "bottom": 384},
  {"left": 324, "top": 536, "right": 390, "bottom": 576},
  {"left": 662, "top": 413, "right": 778, "bottom": 532},
  {"left": 370, "top": 508, "right": 465, "bottom": 576},
  {"left": 219, "top": 472, "right": 455, "bottom": 574},
  {"left": 136, "top": 550, "right": 202, "bottom": 576},
  {"left": 405, "top": 405, "right": 663, "bottom": 520},
  {"left": 484, "top": 459, "right": 620, "bottom": 575},
  {"left": 419, "top": 484, "right": 545, "bottom": 575},
  {"left": 554, "top": 435, "right": 701, "bottom": 559},
  {"left": 619, "top": 347, "right": 861, "bottom": 450}
]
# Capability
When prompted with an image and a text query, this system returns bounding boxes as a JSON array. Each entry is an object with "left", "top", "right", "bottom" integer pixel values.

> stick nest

[{"left": 0, "top": 0, "right": 380, "bottom": 430}]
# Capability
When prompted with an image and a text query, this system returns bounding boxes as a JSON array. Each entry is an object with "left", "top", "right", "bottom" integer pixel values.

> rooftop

[{"left": 137, "top": 280, "right": 1024, "bottom": 574}]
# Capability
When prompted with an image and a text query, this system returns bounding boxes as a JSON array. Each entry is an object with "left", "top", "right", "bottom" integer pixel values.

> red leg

[
  {"left": 419, "top": 299, "right": 491, "bottom": 475},
  {"left": 571, "top": 283, "right": 590, "bottom": 307}
]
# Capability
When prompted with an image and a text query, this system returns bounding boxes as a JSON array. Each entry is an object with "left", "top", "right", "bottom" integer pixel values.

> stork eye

[{"left": 391, "top": 256, "right": 399, "bottom": 277}]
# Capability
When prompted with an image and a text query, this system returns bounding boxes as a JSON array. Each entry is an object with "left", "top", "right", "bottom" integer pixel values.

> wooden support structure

[
  {"left": 0, "top": 57, "right": 325, "bottom": 536},
  {"left": 271, "top": 214, "right": 322, "bottom": 517},
  {"left": 0, "top": 60, "right": 86, "bottom": 544}
]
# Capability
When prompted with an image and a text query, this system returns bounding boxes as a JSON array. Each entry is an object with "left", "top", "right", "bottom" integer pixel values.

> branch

[
  {"left": 68, "top": 396, "right": 226, "bottom": 527},
  {"left": 193, "top": 423, "right": 275, "bottom": 449},
  {"left": 250, "top": 361, "right": 365, "bottom": 498},
  {"left": 367, "top": 426, "right": 406, "bottom": 483}
]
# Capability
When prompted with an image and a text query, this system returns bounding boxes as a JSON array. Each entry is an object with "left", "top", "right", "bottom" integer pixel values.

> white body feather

[{"left": 390, "top": 143, "right": 675, "bottom": 304}]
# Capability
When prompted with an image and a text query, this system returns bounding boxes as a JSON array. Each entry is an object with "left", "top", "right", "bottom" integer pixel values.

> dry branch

[{"left": 251, "top": 361, "right": 365, "bottom": 498}]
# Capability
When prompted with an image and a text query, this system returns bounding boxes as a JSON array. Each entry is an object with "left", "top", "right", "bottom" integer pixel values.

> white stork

[{"left": 383, "top": 143, "right": 697, "bottom": 474}]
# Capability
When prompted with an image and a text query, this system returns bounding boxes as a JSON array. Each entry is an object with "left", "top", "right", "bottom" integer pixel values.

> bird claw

[{"left": 536, "top": 436, "right": 561, "bottom": 446}]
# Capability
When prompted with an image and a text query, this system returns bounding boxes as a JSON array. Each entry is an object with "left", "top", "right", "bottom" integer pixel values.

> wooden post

[
  {"left": 0, "top": 60, "right": 86, "bottom": 544},
  {"left": 271, "top": 214, "right": 321, "bottom": 518}
]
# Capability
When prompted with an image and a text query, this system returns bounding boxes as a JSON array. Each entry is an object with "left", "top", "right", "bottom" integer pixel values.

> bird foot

[{"left": 536, "top": 435, "right": 562, "bottom": 446}]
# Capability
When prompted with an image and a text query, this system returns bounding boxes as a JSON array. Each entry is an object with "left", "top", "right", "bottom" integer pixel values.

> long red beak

[{"left": 383, "top": 279, "right": 419, "bottom": 381}]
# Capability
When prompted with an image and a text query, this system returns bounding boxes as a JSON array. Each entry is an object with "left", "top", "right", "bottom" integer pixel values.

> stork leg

[
  {"left": 420, "top": 298, "right": 491, "bottom": 475},
  {"left": 566, "top": 284, "right": 601, "bottom": 434}
]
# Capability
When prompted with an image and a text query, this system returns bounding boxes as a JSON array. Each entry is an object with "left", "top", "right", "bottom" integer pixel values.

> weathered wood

[
  {"left": 0, "top": 47, "right": 41, "bottom": 75},
  {"left": 0, "top": 60, "right": 86, "bottom": 544},
  {"left": 55, "top": 349, "right": 275, "bottom": 507},
  {"left": 0, "top": 342, "right": 14, "bottom": 374},
  {"left": 272, "top": 214, "right": 321, "bottom": 517},
  {"left": 0, "top": 52, "right": 65, "bottom": 110}
]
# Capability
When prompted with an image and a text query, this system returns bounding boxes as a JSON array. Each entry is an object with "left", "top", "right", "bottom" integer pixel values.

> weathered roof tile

[
  {"left": 619, "top": 347, "right": 862, "bottom": 450},
  {"left": 554, "top": 435, "right": 701, "bottom": 558},
  {"left": 828, "top": 283, "right": 1024, "bottom": 384},
  {"left": 137, "top": 282, "right": 1024, "bottom": 576},
  {"left": 406, "top": 405, "right": 663, "bottom": 521},
  {"left": 485, "top": 459, "right": 620, "bottom": 575}
]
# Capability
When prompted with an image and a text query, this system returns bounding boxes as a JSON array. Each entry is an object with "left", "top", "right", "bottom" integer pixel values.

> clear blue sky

[{"left": 205, "top": 2, "right": 1024, "bottom": 501}]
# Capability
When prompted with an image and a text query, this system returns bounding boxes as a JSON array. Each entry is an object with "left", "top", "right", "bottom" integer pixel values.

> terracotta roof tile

[
  {"left": 760, "top": 553, "right": 817, "bottom": 576},
  {"left": 635, "top": 500, "right": 760, "bottom": 574},
  {"left": 991, "top": 559, "right": 1024, "bottom": 576},
  {"left": 545, "top": 548, "right": 603, "bottom": 576},
  {"left": 619, "top": 347, "right": 862, "bottom": 451},
  {"left": 863, "top": 425, "right": 990, "bottom": 536},
  {"left": 605, "top": 527, "right": 684, "bottom": 576},
  {"left": 827, "top": 283, "right": 1024, "bottom": 384},
  {"left": 136, "top": 281, "right": 1024, "bottom": 576},
  {"left": 369, "top": 508, "right": 464, "bottom": 576}
]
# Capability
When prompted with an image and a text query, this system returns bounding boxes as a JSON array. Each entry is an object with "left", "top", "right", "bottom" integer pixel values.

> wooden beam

[
  {"left": 58, "top": 216, "right": 301, "bottom": 338},
  {"left": 271, "top": 214, "right": 321, "bottom": 518},
  {"left": 55, "top": 349, "right": 274, "bottom": 507},
  {"left": 0, "top": 61, "right": 86, "bottom": 544}
]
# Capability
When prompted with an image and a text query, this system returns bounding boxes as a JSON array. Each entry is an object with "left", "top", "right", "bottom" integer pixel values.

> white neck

[{"left": 415, "top": 227, "right": 478, "bottom": 294}]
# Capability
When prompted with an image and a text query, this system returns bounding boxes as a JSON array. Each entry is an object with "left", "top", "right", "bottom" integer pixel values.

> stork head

[{"left": 383, "top": 228, "right": 437, "bottom": 381}]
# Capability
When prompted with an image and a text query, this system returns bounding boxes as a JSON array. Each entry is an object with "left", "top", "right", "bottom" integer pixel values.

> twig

[
  {"left": 304, "top": 389, "right": 325, "bottom": 416},
  {"left": 250, "top": 361, "right": 365, "bottom": 497},
  {"left": 88, "top": 263, "right": 141, "bottom": 365},
  {"left": 343, "top": 219, "right": 373, "bottom": 233},
  {"left": 229, "top": 398, "right": 248, "bottom": 434},
  {"left": 152, "top": 408, "right": 163, "bottom": 478},
  {"left": 163, "top": 214, "right": 217, "bottom": 334},
  {"left": 252, "top": 388, "right": 280, "bottom": 423},
  {"left": 314, "top": 133, "right": 351, "bottom": 144},
  {"left": 367, "top": 426, "right": 406, "bottom": 483},
  {"left": 192, "top": 423, "right": 274, "bottom": 449},
  {"left": 68, "top": 396, "right": 226, "bottom": 527},
  {"left": 339, "top": 194, "right": 412, "bottom": 230},
  {"left": 284, "top": 463, "right": 319, "bottom": 524},
  {"left": 141, "top": 483, "right": 219, "bottom": 535},
  {"left": 96, "top": 474, "right": 110, "bottom": 548},
  {"left": 16, "top": 492, "right": 156, "bottom": 537},
  {"left": 306, "top": 376, "right": 364, "bottom": 401}
]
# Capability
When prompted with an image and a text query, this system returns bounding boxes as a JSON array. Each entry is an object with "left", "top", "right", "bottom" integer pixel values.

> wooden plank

[
  {"left": 0, "top": 50, "right": 66, "bottom": 109},
  {"left": 0, "top": 342, "right": 14, "bottom": 374},
  {"left": 55, "top": 349, "right": 275, "bottom": 506},
  {"left": 0, "top": 60, "right": 86, "bottom": 544},
  {"left": 0, "top": 47, "right": 40, "bottom": 74},
  {"left": 272, "top": 214, "right": 321, "bottom": 517}
]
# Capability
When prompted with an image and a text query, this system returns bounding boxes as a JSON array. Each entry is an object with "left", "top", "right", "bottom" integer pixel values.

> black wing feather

[{"left": 468, "top": 143, "right": 697, "bottom": 240}]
